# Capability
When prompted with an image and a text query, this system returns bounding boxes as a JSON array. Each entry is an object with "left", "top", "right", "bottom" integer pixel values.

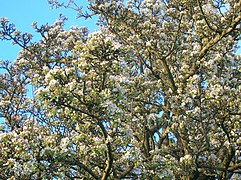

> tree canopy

[{"left": 0, "top": 0, "right": 241, "bottom": 179}]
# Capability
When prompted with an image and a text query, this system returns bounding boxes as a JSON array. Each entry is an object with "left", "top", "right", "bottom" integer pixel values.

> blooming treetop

[{"left": 0, "top": 0, "right": 241, "bottom": 179}]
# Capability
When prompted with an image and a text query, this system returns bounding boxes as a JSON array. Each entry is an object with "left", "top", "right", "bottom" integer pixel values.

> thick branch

[
  {"left": 198, "top": 164, "right": 241, "bottom": 175},
  {"left": 119, "top": 162, "right": 135, "bottom": 179},
  {"left": 98, "top": 121, "right": 114, "bottom": 180}
]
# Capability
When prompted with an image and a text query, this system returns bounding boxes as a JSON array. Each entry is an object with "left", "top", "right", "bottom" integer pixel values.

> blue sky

[{"left": 0, "top": 0, "right": 98, "bottom": 61}]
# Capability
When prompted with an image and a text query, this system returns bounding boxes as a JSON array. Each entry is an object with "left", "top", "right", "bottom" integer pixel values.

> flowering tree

[{"left": 0, "top": 0, "right": 241, "bottom": 179}]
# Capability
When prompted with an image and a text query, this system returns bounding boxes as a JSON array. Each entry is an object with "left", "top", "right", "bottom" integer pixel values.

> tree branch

[
  {"left": 183, "top": 8, "right": 241, "bottom": 82},
  {"left": 98, "top": 120, "right": 114, "bottom": 180}
]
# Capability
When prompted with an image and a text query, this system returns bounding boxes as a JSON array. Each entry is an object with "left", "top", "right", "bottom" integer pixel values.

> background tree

[{"left": 0, "top": 0, "right": 241, "bottom": 179}]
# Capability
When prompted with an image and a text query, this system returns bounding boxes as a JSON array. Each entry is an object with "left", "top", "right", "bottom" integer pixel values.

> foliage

[{"left": 0, "top": 0, "right": 241, "bottom": 179}]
